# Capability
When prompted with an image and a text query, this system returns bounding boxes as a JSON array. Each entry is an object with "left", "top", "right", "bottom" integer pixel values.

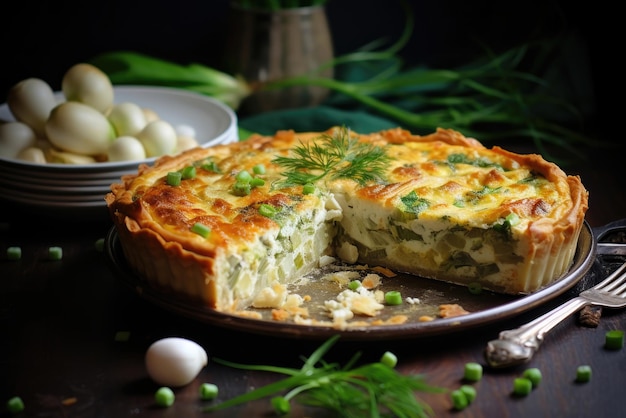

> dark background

[{"left": 0, "top": 0, "right": 616, "bottom": 139}]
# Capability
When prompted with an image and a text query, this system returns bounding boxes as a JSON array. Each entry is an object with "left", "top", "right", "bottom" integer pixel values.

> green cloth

[{"left": 238, "top": 105, "right": 399, "bottom": 137}]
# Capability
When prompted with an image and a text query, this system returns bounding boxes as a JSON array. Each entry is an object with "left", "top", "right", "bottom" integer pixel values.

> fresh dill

[
  {"left": 272, "top": 127, "right": 391, "bottom": 187},
  {"left": 203, "top": 335, "right": 444, "bottom": 417}
]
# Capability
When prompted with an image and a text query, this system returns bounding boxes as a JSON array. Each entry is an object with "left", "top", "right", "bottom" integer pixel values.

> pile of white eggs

[{"left": 0, "top": 63, "right": 199, "bottom": 164}]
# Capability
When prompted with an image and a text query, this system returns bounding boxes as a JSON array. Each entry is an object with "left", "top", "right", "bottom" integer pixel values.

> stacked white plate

[{"left": 0, "top": 86, "right": 238, "bottom": 220}]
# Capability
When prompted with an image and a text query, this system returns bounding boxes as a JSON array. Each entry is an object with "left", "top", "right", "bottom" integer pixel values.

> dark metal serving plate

[{"left": 105, "top": 221, "right": 601, "bottom": 341}]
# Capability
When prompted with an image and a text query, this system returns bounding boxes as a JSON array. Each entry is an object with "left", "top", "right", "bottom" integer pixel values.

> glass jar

[{"left": 222, "top": 3, "right": 334, "bottom": 115}]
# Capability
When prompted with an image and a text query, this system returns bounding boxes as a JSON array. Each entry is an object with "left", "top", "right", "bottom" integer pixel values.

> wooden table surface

[{"left": 1, "top": 142, "right": 625, "bottom": 418}]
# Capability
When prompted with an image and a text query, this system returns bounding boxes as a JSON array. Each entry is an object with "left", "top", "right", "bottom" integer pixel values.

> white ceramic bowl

[{"left": 0, "top": 86, "right": 238, "bottom": 220}]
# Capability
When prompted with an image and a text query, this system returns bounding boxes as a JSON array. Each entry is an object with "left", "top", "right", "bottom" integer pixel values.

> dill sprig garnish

[
  {"left": 204, "top": 335, "right": 444, "bottom": 417},
  {"left": 272, "top": 127, "right": 391, "bottom": 187}
]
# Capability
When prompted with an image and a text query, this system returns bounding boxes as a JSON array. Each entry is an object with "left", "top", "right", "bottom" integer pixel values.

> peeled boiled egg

[
  {"left": 62, "top": 63, "right": 114, "bottom": 113},
  {"left": 45, "top": 101, "right": 116, "bottom": 155},
  {"left": 6, "top": 78, "right": 58, "bottom": 138},
  {"left": 145, "top": 337, "right": 208, "bottom": 387},
  {"left": 107, "top": 135, "right": 146, "bottom": 162},
  {"left": 16, "top": 147, "right": 46, "bottom": 163},
  {"left": 136, "top": 120, "right": 177, "bottom": 157},
  {"left": 107, "top": 102, "right": 147, "bottom": 137},
  {"left": 175, "top": 135, "right": 199, "bottom": 153},
  {"left": 0, "top": 122, "right": 38, "bottom": 159}
]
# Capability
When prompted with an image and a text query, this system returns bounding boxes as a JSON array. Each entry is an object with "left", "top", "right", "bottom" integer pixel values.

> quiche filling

[{"left": 107, "top": 127, "right": 588, "bottom": 313}]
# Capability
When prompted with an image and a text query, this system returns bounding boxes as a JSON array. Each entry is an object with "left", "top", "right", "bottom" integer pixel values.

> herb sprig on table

[{"left": 203, "top": 335, "right": 444, "bottom": 417}]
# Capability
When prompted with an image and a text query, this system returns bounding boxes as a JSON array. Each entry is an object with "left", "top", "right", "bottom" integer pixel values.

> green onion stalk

[{"left": 89, "top": 0, "right": 597, "bottom": 164}]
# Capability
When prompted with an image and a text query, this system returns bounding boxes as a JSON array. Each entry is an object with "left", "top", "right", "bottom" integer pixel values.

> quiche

[{"left": 106, "top": 127, "right": 588, "bottom": 313}]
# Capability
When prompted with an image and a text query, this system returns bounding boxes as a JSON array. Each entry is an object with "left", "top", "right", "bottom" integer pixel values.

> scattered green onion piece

[
  {"left": 302, "top": 183, "right": 315, "bottom": 195},
  {"left": 505, "top": 212, "right": 520, "bottom": 226},
  {"left": 605, "top": 330, "right": 624, "bottom": 350},
  {"left": 513, "top": 377, "right": 533, "bottom": 396},
  {"left": 348, "top": 280, "right": 361, "bottom": 291},
  {"left": 252, "top": 164, "right": 266, "bottom": 175},
  {"left": 576, "top": 365, "right": 592, "bottom": 383},
  {"left": 380, "top": 351, "right": 398, "bottom": 368},
  {"left": 463, "top": 362, "right": 483, "bottom": 382},
  {"left": 6, "top": 396, "right": 24, "bottom": 414},
  {"left": 167, "top": 171, "right": 182, "bottom": 186},
  {"left": 6, "top": 246, "right": 21, "bottom": 260},
  {"left": 259, "top": 204, "right": 278, "bottom": 218},
  {"left": 468, "top": 282, "right": 482, "bottom": 295},
  {"left": 181, "top": 166, "right": 196, "bottom": 179},
  {"left": 271, "top": 396, "right": 290, "bottom": 415},
  {"left": 250, "top": 177, "right": 265, "bottom": 187},
  {"left": 522, "top": 367, "right": 542, "bottom": 387},
  {"left": 236, "top": 170, "right": 252, "bottom": 183},
  {"left": 48, "top": 246, "right": 63, "bottom": 261},
  {"left": 450, "top": 389, "right": 469, "bottom": 410},
  {"left": 459, "top": 384, "right": 477, "bottom": 403},
  {"left": 94, "top": 238, "right": 105, "bottom": 252},
  {"left": 191, "top": 222, "right": 211, "bottom": 238},
  {"left": 200, "top": 383, "right": 219, "bottom": 400},
  {"left": 232, "top": 181, "right": 251, "bottom": 196},
  {"left": 114, "top": 331, "right": 131, "bottom": 342},
  {"left": 202, "top": 161, "right": 220, "bottom": 173},
  {"left": 259, "top": 203, "right": 278, "bottom": 218},
  {"left": 384, "top": 290, "right": 403, "bottom": 306},
  {"left": 155, "top": 387, "right": 175, "bottom": 407}
]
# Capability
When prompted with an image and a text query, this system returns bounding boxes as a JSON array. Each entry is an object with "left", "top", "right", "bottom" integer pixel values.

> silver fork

[{"left": 485, "top": 261, "right": 626, "bottom": 368}]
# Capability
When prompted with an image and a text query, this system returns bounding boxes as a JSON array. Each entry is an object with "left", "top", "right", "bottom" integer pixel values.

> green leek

[{"left": 89, "top": 51, "right": 251, "bottom": 110}]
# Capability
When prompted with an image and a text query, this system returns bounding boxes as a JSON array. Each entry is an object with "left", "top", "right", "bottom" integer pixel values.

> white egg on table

[{"left": 145, "top": 337, "right": 208, "bottom": 387}]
